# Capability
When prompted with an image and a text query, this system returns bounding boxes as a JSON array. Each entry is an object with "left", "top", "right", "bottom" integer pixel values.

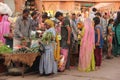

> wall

[
  {"left": 43, "top": 1, "right": 60, "bottom": 11},
  {"left": 59, "top": 1, "right": 75, "bottom": 12},
  {"left": 35, "top": 0, "right": 42, "bottom": 13},
  {"left": 14, "top": 0, "right": 25, "bottom": 12},
  {"left": 0, "top": 0, "right": 3, "bottom": 2},
  {"left": 43, "top": 1, "right": 79, "bottom": 12},
  {"left": 1, "top": 0, "right": 120, "bottom": 13},
  {"left": 94, "top": 0, "right": 120, "bottom": 2}
]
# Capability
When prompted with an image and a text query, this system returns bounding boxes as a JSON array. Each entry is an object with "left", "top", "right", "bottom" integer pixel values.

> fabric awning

[{"left": 91, "top": 3, "right": 112, "bottom": 9}]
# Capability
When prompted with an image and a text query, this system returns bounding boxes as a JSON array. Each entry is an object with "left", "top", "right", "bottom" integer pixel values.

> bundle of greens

[
  {"left": 0, "top": 45, "right": 12, "bottom": 54},
  {"left": 41, "top": 32, "right": 54, "bottom": 45}
]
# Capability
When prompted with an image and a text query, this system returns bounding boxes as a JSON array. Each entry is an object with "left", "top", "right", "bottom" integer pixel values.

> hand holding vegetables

[{"left": 41, "top": 32, "right": 54, "bottom": 45}]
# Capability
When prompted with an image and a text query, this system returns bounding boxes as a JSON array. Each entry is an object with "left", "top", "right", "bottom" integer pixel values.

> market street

[
  {"left": 0, "top": 57, "right": 120, "bottom": 80},
  {"left": 1, "top": 0, "right": 120, "bottom": 80}
]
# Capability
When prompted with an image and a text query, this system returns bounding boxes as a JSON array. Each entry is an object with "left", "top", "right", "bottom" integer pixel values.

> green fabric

[
  {"left": 112, "top": 42, "right": 120, "bottom": 56},
  {"left": 78, "top": 50, "right": 95, "bottom": 72},
  {"left": 116, "top": 24, "right": 120, "bottom": 45},
  {"left": 85, "top": 50, "right": 95, "bottom": 72},
  {"left": 112, "top": 24, "right": 120, "bottom": 56}
]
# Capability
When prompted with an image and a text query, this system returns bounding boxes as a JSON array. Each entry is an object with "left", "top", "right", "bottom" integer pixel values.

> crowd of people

[{"left": 0, "top": 7, "right": 120, "bottom": 75}]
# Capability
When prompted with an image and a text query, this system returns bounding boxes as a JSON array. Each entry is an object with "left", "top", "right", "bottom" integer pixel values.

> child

[
  {"left": 106, "top": 19, "right": 114, "bottom": 59},
  {"left": 93, "top": 17, "right": 104, "bottom": 70}
]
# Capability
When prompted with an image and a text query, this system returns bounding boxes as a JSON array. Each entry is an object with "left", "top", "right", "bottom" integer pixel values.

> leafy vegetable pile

[
  {"left": 14, "top": 47, "right": 40, "bottom": 54},
  {"left": 0, "top": 45, "right": 12, "bottom": 53}
]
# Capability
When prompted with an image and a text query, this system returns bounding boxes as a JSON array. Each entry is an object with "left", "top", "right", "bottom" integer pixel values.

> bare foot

[{"left": 95, "top": 66, "right": 100, "bottom": 71}]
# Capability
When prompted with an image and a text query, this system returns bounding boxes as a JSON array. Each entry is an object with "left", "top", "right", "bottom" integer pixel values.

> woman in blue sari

[{"left": 39, "top": 19, "right": 57, "bottom": 75}]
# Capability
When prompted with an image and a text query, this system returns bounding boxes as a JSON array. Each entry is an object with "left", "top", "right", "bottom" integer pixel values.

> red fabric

[
  {"left": 108, "top": 36, "right": 112, "bottom": 43},
  {"left": 0, "top": 15, "right": 2, "bottom": 22},
  {"left": 94, "top": 47, "right": 102, "bottom": 66}
]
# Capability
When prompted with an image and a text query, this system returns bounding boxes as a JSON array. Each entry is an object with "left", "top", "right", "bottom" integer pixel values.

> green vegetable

[
  {"left": 14, "top": 47, "right": 40, "bottom": 54},
  {"left": 41, "top": 32, "right": 54, "bottom": 45},
  {"left": 0, "top": 45, "right": 12, "bottom": 53},
  {"left": 31, "top": 47, "right": 40, "bottom": 53}
]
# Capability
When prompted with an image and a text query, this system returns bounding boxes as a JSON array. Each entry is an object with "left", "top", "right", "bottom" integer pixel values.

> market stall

[
  {"left": 0, "top": 40, "right": 43, "bottom": 77},
  {"left": 0, "top": 53, "right": 40, "bottom": 77}
]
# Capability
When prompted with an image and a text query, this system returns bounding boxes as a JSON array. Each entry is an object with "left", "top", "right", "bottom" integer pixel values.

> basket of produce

[{"left": 0, "top": 42, "right": 12, "bottom": 73}]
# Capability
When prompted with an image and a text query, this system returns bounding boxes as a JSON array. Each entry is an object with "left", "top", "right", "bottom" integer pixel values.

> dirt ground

[{"left": 0, "top": 57, "right": 120, "bottom": 80}]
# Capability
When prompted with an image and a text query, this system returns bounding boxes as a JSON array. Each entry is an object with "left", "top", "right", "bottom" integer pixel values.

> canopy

[{"left": 91, "top": 3, "right": 112, "bottom": 9}]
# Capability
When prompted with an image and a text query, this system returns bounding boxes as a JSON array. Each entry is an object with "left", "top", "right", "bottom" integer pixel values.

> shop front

[{"left": 1, "top": 0, "right": 120, "bottom": 14}]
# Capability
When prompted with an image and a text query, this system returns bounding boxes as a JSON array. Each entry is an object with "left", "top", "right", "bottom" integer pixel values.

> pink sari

[
  {"left": 0, "top": 15, "right": 10, "bottom": 44},
  {"left": 78, "top": 18, "right": 95, "bottom": 71}
]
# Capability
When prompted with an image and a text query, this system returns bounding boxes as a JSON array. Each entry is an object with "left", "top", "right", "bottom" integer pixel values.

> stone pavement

[{"left": 0, "top": 57, "right": 120, "bottom": 80}]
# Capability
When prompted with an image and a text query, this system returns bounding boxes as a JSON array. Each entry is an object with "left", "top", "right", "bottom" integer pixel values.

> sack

[{"left": 0, "top": 2, "right": 12, "bottom": 16}]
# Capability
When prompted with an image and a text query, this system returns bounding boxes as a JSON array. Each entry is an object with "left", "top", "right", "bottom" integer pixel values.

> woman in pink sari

[
  {"left": 0, "top": 15, "right": 10, "bottom": 44},
  {"left": 78, "top": 18, "right": 95, "bottom": 72}
]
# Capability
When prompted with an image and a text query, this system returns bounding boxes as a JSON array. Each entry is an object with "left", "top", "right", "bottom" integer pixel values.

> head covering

[{"left": 44, "top": 19, "right": 54, "bottom": 28}]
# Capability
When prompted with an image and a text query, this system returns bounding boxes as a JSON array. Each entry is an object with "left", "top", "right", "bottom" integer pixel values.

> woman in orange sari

[{"left": 78, "top": 18, "right": 95, "bottom": 72}]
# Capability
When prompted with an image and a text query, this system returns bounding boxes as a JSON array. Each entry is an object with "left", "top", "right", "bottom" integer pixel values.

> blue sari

[{"left": 39, "top": 27, "right": 57, "bottom": 74}]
